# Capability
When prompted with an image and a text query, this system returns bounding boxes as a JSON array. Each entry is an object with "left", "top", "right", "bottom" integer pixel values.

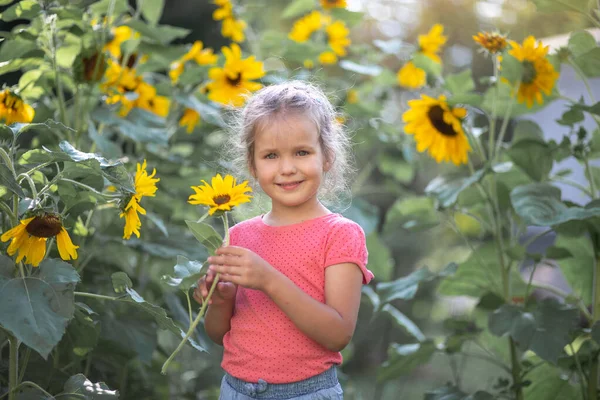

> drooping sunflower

[
  {"left": 170, "top": 41, "right": 218, "bottom": 83},
  {"left": 1, "top": 214, "right": 79, "bottom": 267},
  {"left": 0, "top": 89, "right": 35, "bottom": 125},
  {"left": 508, "top": 36, "right": 559, "bottom": 108},
  {"left": 397, "top": 61, "right": 426, "bottom": 89},
  {"left": 206, "top": 44, "right": 265, "bottom": 107},
  {"left": 179, "top": 108, "right": 201, "bottom": 133},
  {"left": 418, "top": 24, "right": 447, "bottom": 63},
  {"left": 119, "top": 160, "right": 160, "bottom": 239},
  {"left": 321, "top": 0, "right": 347, "bottom": 9},
  {"left": 402, "top": 95, "right": 471, "bottom": 166},
  {"left": 189, "top": 174, "right": 252, "bottom": 215},
  {"left": 473, "top": 31, "right": 507, "bottom": 54}
]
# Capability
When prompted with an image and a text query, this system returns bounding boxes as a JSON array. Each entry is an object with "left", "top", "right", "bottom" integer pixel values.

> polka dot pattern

[{"left": 221, "top": 213, "right": 373, "bottom": 384}]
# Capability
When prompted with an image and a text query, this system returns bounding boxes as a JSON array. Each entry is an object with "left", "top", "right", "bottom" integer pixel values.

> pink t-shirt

[{"left": 221, "top": 213, "right": 373, "bottom": 383}]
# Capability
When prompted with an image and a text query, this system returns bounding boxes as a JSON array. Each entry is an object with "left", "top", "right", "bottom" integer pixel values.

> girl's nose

[{"left": 279, "top": 158, "right": 297, "bottom": 174}]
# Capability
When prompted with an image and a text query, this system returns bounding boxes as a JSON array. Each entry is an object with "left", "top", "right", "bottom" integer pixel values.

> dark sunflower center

[
  {"left": 427, "top": 105, "right": 458, "bottom": 137},
  {"left": 522, "top": 61, "right": 537, "bottom": 84},
  {"left": 213, "top": 194, "right": 231, "bottom": 205},
  {"left": 26, "top": 215, "right": 62, "bottom": 238},
  {"left": 227, "top": 73, "right": 242, "bottom": 87}
]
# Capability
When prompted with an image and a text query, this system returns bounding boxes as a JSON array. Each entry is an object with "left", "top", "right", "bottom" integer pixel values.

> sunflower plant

[
  {"left": 369, "top": 2, "right": 600, "bottom": 398},
  {"left": 161, "top": 173, "right": 252, "bottom": 374}
]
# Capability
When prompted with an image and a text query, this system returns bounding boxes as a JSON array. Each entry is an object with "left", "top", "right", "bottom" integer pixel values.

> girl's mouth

[{"left": 277, "top": 181, "right": 303, "bottom": 190}]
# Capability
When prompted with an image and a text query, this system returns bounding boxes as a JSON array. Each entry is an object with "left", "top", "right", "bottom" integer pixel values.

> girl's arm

[{"left": 208, "top": 246, "right": 364, "bottom": 352}]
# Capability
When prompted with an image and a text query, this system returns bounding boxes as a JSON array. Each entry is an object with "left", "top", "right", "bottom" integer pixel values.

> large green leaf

[
  {"left": 507, "top": 139, "right": 553, "bottom": 181},
  {"left": 531, "top": 0, "right": 589, "bottom": 12},
  {"left": 365, "top": 233, "right": 393, "bottom": 281},
  {"left": 63, "top": 307, "right": 100, "bottom": 358},
  {"left": 281, "top": 0, "right": 314, "bottom": 19},
  {"left": 0, "top": 0, "right": 40, "bottom": 22},
  {"left": 383, "top": 196, "right": 439, "bottom": 233},
  {"left": 523, "top": 357, "right": 583, "bottom": 400},
  {"left": 0, "top": 162, "right": 25, "bottom": 197},
  {"left": 0, "top": 37, "right": 39, "bottom": 62},
  {"left": 0, "top": 256, "right": 80, "bottom": 358},
  {"left": 488, "top": 300, "right": 578, "bottom": 363},
  {"left": 92, "top": 108, "right": 170, "bottom": 145},
  {"left": 381, "top": 304, "right": 426, "bottom": 342},
  {"left": 574, "top": 48, "right": 600, "bottom": 78},
  {"left": 162, "top": 255, "right": 206, "bottom": 290},
  {"left": 61, "top": 374, "right": 119, "bottom": 399},
  {"left": 438, "top": 242, "right": 526, "bottom": 299},
  {"left": 124, "top": 20, "right": 190, "bottom": 44},
  {"left": 511, "top": 183, "right": 600, "bottom": 226},
  {"left": 444, "top": 70, "right": 475, "bottom": 95},
  {"left": 552, "top": 233, "right": 594, "bottom": 305},
  {"left": 377, "top": 263, "right": 456, "bottom": 307},
  {"left": 138, "top": 0, "right": 164, "bottom": 25},
  {"left": 568, "top": 30, "right": 598, "bottom": 58},
  {"left": 185, "top": 221, "right": 223, "bottom": 255},
  {"left": 378, "top": 341, "right": 436, "bottom": 381},
  {"left": 425, "top": 168, "right": 487, "bottom": 209}
]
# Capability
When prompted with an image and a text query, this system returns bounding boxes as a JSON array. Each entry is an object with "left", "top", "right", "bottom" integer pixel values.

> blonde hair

[{"left": 223, "top": 80, "right": 354, "bottom": 206}]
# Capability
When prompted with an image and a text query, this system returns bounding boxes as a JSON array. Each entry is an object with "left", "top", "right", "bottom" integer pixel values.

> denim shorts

[{"left": 218, "top": 367, "right": 343, "bottom": 399}]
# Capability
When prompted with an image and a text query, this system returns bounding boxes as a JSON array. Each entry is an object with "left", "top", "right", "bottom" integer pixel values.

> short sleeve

[{"left": 324, "top": 220, "right": 373, "bottom": 284}]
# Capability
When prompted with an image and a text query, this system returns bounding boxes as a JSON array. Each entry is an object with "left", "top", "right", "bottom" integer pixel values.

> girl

[{"left": 194, "top": 81, "right": 374, "bottom": 399}]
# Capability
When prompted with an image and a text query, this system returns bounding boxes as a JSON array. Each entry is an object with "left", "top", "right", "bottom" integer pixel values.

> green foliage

[{"left": 378, "top": 341, "right": 437, "bottom": 382}]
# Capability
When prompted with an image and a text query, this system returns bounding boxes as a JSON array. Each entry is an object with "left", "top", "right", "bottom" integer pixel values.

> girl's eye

[
  {"left": 297, "top": 150, "right": 309, "bottom": 156},
  {"left": 265, "top": 153, "right": 277, "bottom": 159}
]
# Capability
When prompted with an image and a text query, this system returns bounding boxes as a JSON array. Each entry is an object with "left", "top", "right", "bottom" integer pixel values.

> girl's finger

[{"left": 210, "top": 265, "right": 240, "bottom": 276}]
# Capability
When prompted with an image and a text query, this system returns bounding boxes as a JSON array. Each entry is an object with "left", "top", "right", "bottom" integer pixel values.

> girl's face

[{"left": 251, "top": 112, "right": 331, "bottom": 216}]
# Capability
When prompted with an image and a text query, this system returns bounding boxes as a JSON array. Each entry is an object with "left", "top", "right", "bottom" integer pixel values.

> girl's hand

[
  {"left": 193, "top": 268, "right": 237, "bottom": 306},
  {"left": 207, "top": 246, "right": 278, "bottom": 291}
]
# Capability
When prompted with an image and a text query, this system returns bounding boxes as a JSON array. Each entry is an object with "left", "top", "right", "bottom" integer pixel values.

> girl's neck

[{"left": 263, "top": 201, "right": 331, "bottom": 227}]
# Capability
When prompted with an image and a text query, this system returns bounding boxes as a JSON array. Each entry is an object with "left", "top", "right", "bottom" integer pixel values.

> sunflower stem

[
  {"left": 0, "top": 147, "right": 16, "bottom": 177},
  {"left": 7, "top": 334, "right": 19, "bottom": 400},
  {"left": 60, "top": 178, "right": 121, "bottom": 198},
  {"left": 488, "top": 56, "right": 500, "bottom": 159},
  {"left": 493, "top": 84, "right": 517, "bottom": 163},
  {"left": 50, "top": 17, "right": 69, "bottom": 129},
  {"left": 585, "top": 156, "right": 598, "bottom": 200},
  {"left": 74, "top": 291, "right": 121, "bottom": 301}
]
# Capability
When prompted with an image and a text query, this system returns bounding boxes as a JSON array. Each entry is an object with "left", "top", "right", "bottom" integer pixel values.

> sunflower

[
  {"left": 119, "top": 160, "right": 160, "bottom": 239},
  {"left": 289, "top": 11, "right": 327, "bottom": 42},
  {"left": 1, "top": 215, "right": 79, "bottom": 267},
  {"left": 212, "top": 0, "right": 246, "bottom": 42},
  {"left": 0, "top": 89, "right": 35, "bottom": 125},
  {"left": 397, "top": 61, "right": 426, "bottom": 89},
  {"left": 189, "top": 174, "right": 252, "bottom": 215},
  {"left": 319, "top": 51, "right": 337, "bottom": 64},
  {"left": 170, "top": 41, "right": 218, "bottom": 83},
  {"left": 402, "top": 94, "right": 470, "bottom": 166},
  {"left": 321, "top": 0, "right": 347, "bottom": 9},
  {"left": 473, "top": 32, "right": 507, "bottom": 54},
  {"left": 206, "top": 44, "right": 265, "bottom": 107},
  {"left": 104, "top": 26, "right": 138, "bottom": 59},
  {"left": 326, "top": 21, "right": 351, "bottom": 56},
  {"left": 179, "top": 108, "right": 201, "bottom": 133},
  {"left": 418, "top": 24, "right": 447, "bottom": 63},
  {"left": 508, "top": 36, "right": 559, "bottom": 108}
]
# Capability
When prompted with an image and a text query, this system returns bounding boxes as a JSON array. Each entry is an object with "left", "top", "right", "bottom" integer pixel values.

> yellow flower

[
  {"left": 289, "top": 11, "right": 327, "bottom": 42},
  {"left": 179, "top": 108, "right": 201, "bottom": 133},
  {"left": 326, "top": 21, "right": 351, "bottom": 56},
  {"left": 319, "top": 51, "right": 338, "bottom": 64},
  {"left": 304, "top": 59, "right": 315, "bottom": 69},
  {"left": 0, "top": 89, "right": 35, "bottom": 125},
  {"left": 346, "top": 89, "right": 358, "bottom": 104},
  {"left": 213, "top": 0, "right": 233, "bottom": 20},
  {"left": 206, "top": 43, "right": 265, "bottom": 107},
  {"left": 321, "top": 0, "right": 347, "bottom": 9},
  {"left": 189, "top": 174, "right": 252, "bottom": 215},
  {"left": 473, "top": 32, "right": 507, "bottom": 54},
  {"left": 508, "top": 36, "right": 559, "bottom": 108},
  {"left": 222, "top": 17, "right": 247, "bottom": 42},
  {"left": 1, "top": 215, "right": 79, "bottom": 267},
  {"left": 418, "top": 24, "right": 447, "bottom": 63},
  {"left": 397, "top": 61, "right": 426, "bottom": 89},
  {"left": 119, "top": 160, "right": 159, "bottom": 239},
  {"left": 402, "top": 94, "right": 470, "bottom": 166},
  {"left": 104, "top": 26, "right": 138, "bottom": 58}
]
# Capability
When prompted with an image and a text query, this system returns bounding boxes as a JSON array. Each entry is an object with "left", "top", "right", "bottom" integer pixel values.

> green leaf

[
  {"left": 531, "top": 0, "right": 590, "bottom": 13},
  {"left": 383, "top": 196, "right": 439, "bottom": 233},
  {"left": 92, "top": 108, "right": 170, "bottom": 145},
  {"left": 341, "top": 197, "right": 379, "bottom": 235},
  {"left": 377, "top": 153, "right": 414, "bottom": 184},
  {"left": 568, "top": 30, "right": 598, "bottom": 58},
  {"left": 0, "top": 37, "right": 39, "bottom": 62},
  {"left": 338, "top": 60, "right": 382, "bottom": 76},
  {"left": 556, "top": 107, "right": 585, "bottom": 126},
  {"left": 425, "top": 168, "right": 487, "bottom": 209},
  {"left": 444, "top": 70, "right": 475, "bottom": 95},
  {"left": 138, "top": 0, "right": 164, "bottom": 25},
  {"left": 378, "top": 341, "right": 436, "bottom": 381},
  {"left": 511, "top": 183, "right": 600, "bottom": 226},
  {"left": 61, "top": 374, "right": 119, "bottom": 399},
  {"left": 446, "top": 93, "right": 483, "bottom": 107},
  {"left": 507, "top": 139, "right": 553, "bottom": 181},
  {"left": 499, "top": 52, "right": 524, "bottom": 84},
  {"left": 574, "top": 48, "right": 600, "bottom": 78},
  {"left": 124, "top": 20, "right": 190, "bottom": 44},
  {"left": 173, "top": 93, "right": 224, "bottom": 127},
  {"left": 438, "top": 242, "right": 526, "bottom": 298},
  {"left": 377, "top": 263, "right": 456, "bottom": 306},
  {"left": 488, "top": 300, "right": 578, "bottom": 363},
  {"left": 0, "top": 0, "right": 41, "bottom": 21},
  {"left": 381, "top": 304, "right": 426, "bottom": 342},
  {"left": 89, "top": 0, "right": 129, "bottom": 16},
  {"left": 554, "top": 233, "right": 594, "bottom": 305},
  {"left": 281, "top": 0, "right": 314, "bottom": 19},
  {"left": 412, "top": 52, "right": 442, "bottom": 77},
  {"left": 185, "top": 220, "right": 223, "bottom": 255},
  {"left": 523, "top": 357, "right": 583, "bottom": 400},
  {"left": 111, "top": 272, "right": 133, "bottom": 294},
  {"left": 425, "top": 385, "right": 494, "bottom": 400},
  {"left": 64, "top": 307, "right": 100, "bottom": 357},
  {"left": 592, "top": 321, "right": 600, "bottom": 345},
  {"left": 163, "top": 255, "right": 206, "bottom": 290},
  {"left": 0, "top": 162, "right": 25, "bottom": 197},
  {"left": 365, "top": 233, "right": 393, "bottom": 281},
  {"left": 0, "top": 256, "right": 80, "bottom": 359}
]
